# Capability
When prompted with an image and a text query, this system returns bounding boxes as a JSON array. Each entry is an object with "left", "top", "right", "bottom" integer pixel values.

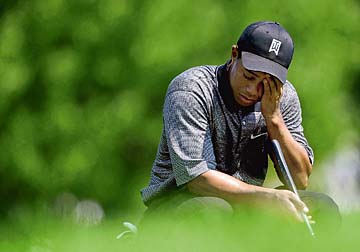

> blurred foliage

[
  {"left": 0, "top": 207, "right": 359, "bottom": 252},
  {"left": 0, "top": 0, "right": 359, "bottom": 216}
]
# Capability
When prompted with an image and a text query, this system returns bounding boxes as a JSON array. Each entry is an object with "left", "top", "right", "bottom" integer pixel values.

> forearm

[
  {"left": 265, "top": 115, "right": 312, "bottom": 189},
  {"left": 187, "top": 170, "right": 275, "bottom": 206},
  {"left": 187, "top": 170, "right": 308, "bottom": 221},
  {"left": 260, "top": 77, "right": 311, "bottom": 189}
]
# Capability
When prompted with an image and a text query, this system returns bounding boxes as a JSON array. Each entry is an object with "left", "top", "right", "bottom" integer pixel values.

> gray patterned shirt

[{"left": 141, "top": 64, "right": 314, "bottom": 206}]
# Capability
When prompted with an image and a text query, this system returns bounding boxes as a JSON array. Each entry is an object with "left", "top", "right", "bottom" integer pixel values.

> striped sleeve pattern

[{"left": 281, "top": 81, "right": 314, "bottom": 164}]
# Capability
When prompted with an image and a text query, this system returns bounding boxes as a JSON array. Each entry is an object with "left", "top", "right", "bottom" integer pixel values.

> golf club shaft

[{"left": 271, "top": 139, "right": 315, "bottom": 237}]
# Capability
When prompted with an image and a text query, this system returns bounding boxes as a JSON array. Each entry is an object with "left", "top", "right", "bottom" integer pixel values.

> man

[{"left": 141, "top": 21, "right": 339, "bottom": 225}]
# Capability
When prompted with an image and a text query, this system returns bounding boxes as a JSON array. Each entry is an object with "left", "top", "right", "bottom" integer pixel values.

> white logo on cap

[{"left": 269, "top": 39, "right": 282, "bottom": 56}]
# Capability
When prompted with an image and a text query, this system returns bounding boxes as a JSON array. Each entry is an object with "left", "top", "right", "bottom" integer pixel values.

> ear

[{"left": 231, "top": 45, "right": 238, "bottom": 60}]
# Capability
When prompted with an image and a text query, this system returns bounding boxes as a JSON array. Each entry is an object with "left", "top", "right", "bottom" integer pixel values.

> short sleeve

[
  {"left": 281, "top": 84, "right": 315, "bottom": 164},
  {"left": 164, "top": 89, "right": 217, "bottom": 186}
]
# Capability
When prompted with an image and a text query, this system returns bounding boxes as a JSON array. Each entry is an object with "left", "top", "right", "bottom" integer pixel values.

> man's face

[{"left": 229, "top": 58, "right": 268, "bottom": 107}]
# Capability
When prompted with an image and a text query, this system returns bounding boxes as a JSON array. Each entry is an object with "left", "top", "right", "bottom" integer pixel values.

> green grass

[{"left": 1, "top": 209, "right": 359, "bottom": 252}]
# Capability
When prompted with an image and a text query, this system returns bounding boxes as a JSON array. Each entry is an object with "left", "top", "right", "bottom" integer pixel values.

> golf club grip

[{"left": 271, "top": 139, "right": 315, "bottom": 237}]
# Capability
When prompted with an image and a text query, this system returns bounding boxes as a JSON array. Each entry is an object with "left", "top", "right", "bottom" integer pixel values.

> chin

[{"left": 238, "top": 101, "right": 255, "bottom": 107}]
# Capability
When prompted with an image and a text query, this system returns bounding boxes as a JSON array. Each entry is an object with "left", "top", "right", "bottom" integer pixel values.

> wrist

[
  {"left": 249, "top": 186, "right": 275, "bottom": 201},
  {"left": 248, "top": 187, "right": 279, "bottom": 207},
  {"left": 264, "top": 112, "right": 283, "bottom": 126},
  {"left": 264, "top": 113, "right": 286, "bottom": 140}
]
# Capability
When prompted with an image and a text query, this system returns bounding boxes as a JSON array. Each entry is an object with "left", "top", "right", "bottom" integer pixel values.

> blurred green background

[{"left": 0, "top": 0, "right": 359, "bottom": 220}]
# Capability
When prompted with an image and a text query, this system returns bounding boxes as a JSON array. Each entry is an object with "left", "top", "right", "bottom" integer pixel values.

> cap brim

[{"left": 241, "top": 51, "right": 288, "bottom": 84}]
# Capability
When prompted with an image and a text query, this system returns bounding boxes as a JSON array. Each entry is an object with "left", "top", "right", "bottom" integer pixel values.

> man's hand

[
  {"left": 260, "top": 75, "right": 283, "bottom": 120},
  {"left": 268, "top": 188, "right": 309, "bottom": 222}
]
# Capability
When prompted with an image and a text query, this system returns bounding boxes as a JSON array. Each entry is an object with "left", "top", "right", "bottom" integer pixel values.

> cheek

[{"left": 230, "top": 72, "right": 244, "bottom": 90}]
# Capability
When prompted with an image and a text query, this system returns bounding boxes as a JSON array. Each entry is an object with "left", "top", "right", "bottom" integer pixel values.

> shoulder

[
  {"left": 177, "top": 65, "right": 217, "bottom": 81},
  {"left": 167, "top": 65, "right": 218, "bottom": 94},
  {"left": 280, "top": 80, "right": 303, "bottom": 116},
  {"left": 165, "top": 65, "right": 219, "bottom": 109},
  {"left": 281, "top": 80, "right": 301, "bottom": 104},
  {"left": 163, "top": 65, "right": 218, "bottom": 116},
  {"left": 283, "top": 80, "right": 298, "bottom": 95}
]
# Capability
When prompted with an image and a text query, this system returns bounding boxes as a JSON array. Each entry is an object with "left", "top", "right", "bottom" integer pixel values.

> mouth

[{"left": 239, "top": 94, "right": 256, "bottom": 104}]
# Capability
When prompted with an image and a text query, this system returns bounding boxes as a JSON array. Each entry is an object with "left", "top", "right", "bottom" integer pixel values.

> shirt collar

[{"left": 217, "top": 62, "right": 255, "bottom": 114}]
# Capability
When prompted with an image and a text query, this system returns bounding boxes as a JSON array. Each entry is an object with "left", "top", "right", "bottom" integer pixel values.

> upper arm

[
  {"left": 164, "top": 86, "right": 216, "bottom": 186},
  {"left": 280, "top": 84, "right": 314, "bottom": 165}
]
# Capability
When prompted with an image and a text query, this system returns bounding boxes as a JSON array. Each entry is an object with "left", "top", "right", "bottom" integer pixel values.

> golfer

[{"left": 141, "top": 21, "right": 340, "bottom": 225}]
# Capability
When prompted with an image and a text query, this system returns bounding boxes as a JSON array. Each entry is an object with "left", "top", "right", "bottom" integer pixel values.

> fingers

[
  {"left": 278, "top": 79, "right": 283, "bottom": 97},
  {"left": 268, "top": 77, "right": 277, "bottom": 96},
  {"left": 264, "top": 75, "right": 282, "bottom": 99},
  {"left": 286, "top": 201, "right": 303, "bottom": 222},
  {"left": 291, "top": 195, "right": 307, "bottom": 212},
  {"left": 281, "top": 190, "right": 311, "bottom": 222},
  {"left": 290, "top": 194, "right": 316, "bottom": 224},
  {"left": 263, "top": 79, "right": 270, "bottom": 97},
  {"left": 288, "top": 192, "right": 310, "bottom": 214},
  {"left": 272, "top": 190, "right": 316, "bottom": 225},
  {"left": 307, "top": 215, "right": 316, "bottom": 225}
]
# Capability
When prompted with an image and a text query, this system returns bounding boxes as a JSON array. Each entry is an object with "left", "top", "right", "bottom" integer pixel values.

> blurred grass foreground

[
  {"left": 0, "top": 0, "right": 360, "bottom": 251},
  {"left": 1, "top": 206, "right": 360, "bottom": 252}
]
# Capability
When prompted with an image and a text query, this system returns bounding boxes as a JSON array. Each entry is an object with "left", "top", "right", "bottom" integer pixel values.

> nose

[{"left": 246, "top": 82, "right": 262, "bottom": 99}]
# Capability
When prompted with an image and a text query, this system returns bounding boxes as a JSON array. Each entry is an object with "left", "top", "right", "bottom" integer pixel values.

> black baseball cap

[{"left": 237, "top": 21, "right": 294, "bottom": 84}]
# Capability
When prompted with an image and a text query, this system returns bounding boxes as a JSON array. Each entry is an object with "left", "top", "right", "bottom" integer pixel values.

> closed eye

[{"left": 243, "top": 73, "right": 255, "bottom": 80}]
